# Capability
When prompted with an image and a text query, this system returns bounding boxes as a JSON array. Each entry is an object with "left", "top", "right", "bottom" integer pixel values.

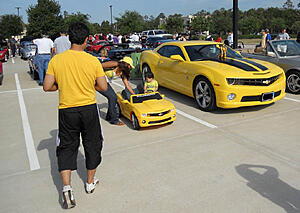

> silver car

[
  {"left": 243, "top": 40, "right": 300, "bottom": 94},
  {"left": 20, "top": 42, "right": 37, "bottom": 60}
]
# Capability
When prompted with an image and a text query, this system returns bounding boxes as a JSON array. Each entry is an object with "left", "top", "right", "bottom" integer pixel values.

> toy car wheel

[
  {"left": 286, "top": 71, "right": 300, "bottom": 94},
  {"left": 142, "top": 64, "right": 151, "bottom": 84},
  {"left": 193, "top": 77, "right": 216, "bottom": 112},
  {"left": 131, "top": 113, "right": 140, "bottom": 130}
]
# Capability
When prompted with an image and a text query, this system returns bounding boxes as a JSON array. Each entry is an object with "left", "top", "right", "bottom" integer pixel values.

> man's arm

[
  {"left": 102, "top": 61, "right": 118, "bottom": 69},
  {"left": 95, "top": 76, "right": 107, "bottom": 92},
  {"left": 43, "top": 74, "right": 58, "bottom": 91}
]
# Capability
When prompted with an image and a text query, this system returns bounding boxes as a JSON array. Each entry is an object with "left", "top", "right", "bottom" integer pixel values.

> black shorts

[{"left": 57, "top": 104, "right": 103, "bottom": 172}]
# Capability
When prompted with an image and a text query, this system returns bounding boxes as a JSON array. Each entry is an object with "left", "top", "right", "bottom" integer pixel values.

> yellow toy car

[
  {"left": 117, "top": 92, "right": 176, "bottom": 130},
  {"left": 140, "top": 41, "right": 286, "bottom": 111}
]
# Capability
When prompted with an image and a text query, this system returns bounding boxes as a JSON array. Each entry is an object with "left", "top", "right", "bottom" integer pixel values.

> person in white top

[
  {"left": 130, "top": 33, "right": 139, "bottom": 42},
  {"left": 117, "top": 34, "right": 123, "bottom": 44},
  {"left": 33, "top": 34, "right": 53, "bottom": 85}
]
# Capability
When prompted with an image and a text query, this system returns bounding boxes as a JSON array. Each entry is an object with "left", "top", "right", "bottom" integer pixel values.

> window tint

[
  {"left": 148, "top": 31, "right": 154, "bottom": 35},
  {"left": 157, "top": 45, "right": 185, "bottom": 60}
]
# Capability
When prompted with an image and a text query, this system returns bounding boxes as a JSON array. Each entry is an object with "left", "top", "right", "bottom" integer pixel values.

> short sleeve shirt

[
  {"left": 145, "top": 80, "right": 158, "bottom": 93},
  {"left": 54, "top": 36, "right": 71, "bottom": 54},
  {"left": 47, "top": 50, "right": 105, "bottom": 109}
]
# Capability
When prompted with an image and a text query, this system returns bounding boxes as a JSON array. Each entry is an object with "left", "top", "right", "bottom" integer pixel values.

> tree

[
  {"left": 27, "top": 0, "right": 63, "bottom": 39},
  {"left": 283, "top": 0, "right": 294, "bottom": 9},
  {"left": 165, "top": 14, "right": 184, "bottom": 34},
  {"left": 210, "top": 8, "right": 232, "bottom": 35},
  {"left": 100, "top": 21, "right": 111, "bottom": 34},
  {"left": 191, "top": 11, "right": 211, "bottom": 33},
  {"left": 0, "top": 15, "right": 24, "bottom": 39},
  {"left": 115, "top": 11, "right": 146, "bottom": 34}
]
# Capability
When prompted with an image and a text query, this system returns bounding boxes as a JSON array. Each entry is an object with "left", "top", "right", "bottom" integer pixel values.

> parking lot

[{"left": 1, "top": 57, "right": 300, "bottom": 213}]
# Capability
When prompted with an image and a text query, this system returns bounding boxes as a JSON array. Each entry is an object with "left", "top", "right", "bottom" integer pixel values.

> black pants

[{"left": 57, "top": 104, "right": 103, "bottom": 172}]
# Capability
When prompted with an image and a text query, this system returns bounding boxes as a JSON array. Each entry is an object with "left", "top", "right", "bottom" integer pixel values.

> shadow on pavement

[
  {"left": 37, "top": 129, "right": 87, "bottom": 208},
  {"left": 236, "top": 164, "right": 300, "bottom": 213}
]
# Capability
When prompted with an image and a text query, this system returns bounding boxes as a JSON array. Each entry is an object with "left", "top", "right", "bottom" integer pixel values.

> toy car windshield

[{"left": 131, "top": 93, "right": 162, "bottom": 103}]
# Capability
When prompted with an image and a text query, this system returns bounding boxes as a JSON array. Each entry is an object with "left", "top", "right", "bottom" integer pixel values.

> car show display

[{"left": 140, "top": 41, "right": 286, "bottom": 111}]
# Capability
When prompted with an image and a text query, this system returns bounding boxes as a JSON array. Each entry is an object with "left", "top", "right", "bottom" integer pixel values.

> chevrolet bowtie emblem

[{"left": 263, "top": 80, "right": 271, "bottom": 84}]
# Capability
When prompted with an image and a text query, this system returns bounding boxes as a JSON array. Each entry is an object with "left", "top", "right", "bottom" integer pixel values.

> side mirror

[
  {"left": 170, "top": 55, "right": 184, "bottom": 62},
  {"left": 121, "top": 99, "right": 129, "bottom": 104},
  {"left": 267, "top": 52, "right": 276, "bottom": 57}
]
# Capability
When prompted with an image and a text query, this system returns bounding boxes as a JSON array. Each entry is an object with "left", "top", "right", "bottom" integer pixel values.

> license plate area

[{"left": 262, "top": 92, "right": 274, "bottom": 102}]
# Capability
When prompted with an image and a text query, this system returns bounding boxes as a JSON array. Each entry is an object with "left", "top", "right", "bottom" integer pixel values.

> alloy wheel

[
  {"left": 287, "top": 73, "right": 300, "bottom": 93},
  {"left": 195, "top": 80, "right": 212, "bottom": 109}
]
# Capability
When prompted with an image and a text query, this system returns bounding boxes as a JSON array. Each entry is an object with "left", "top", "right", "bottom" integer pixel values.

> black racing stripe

[
  {"left": 208, "top": 58, "right": 258, "bottom": 71},
  {"left": 238, "top": 58, "right": 268, "bottom": 71}
]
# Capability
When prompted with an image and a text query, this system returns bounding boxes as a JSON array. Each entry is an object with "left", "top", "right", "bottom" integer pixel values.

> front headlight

[{"left": 227, "top": 78, "right": 239, "bottom": 85}]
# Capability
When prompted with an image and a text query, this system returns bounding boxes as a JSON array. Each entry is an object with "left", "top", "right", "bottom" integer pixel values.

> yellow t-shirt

[
  {"left": 145, "top": 79, "right": 158, "bottom": 93},
  {"left": 47, "top": 50, "right": 105, "bottom": 109}
]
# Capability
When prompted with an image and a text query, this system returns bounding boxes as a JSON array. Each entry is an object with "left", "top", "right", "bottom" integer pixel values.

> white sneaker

[
  {"left": 85, "top": 177, "right": 99, "bottom": 194},
  {"left": 62, "top": 185, "right": 76, "bottom": 209}
]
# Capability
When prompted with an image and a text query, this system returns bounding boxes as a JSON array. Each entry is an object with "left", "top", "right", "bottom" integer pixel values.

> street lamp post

[
  {"left": 233, "top": 0, "right": 238, "bottom": 49},
  {"left": 15, "top": 7, "right": 21, "bottom": 16},
  {"left": 109, "top": 5, "right": 113, "bottom": 25}
]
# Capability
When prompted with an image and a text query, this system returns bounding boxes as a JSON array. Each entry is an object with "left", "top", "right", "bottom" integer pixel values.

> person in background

[
  {"left": 277, "top": 28, "right": 290, "bottom": 40},
  {"left": 33, "top": 33, "right": 53, "bottom": 86},
  {"left": 107, "top": 33, "right": 114, "bottom": 44},
  {"left": 255, "top": 29, "right": 267, "bottom": 53},
  {"left": 99, "top": 33, "right": 105, "bottom": 40},
  {"left": 117, "top": 34, "right": 123, "bottom": 44},
  {"left": 266, "top": 29, "right": 272, "bottom": 44},
  {"left": 144, "top": 72, "right": 158, "bottom": 93},
  {"left": 215, "top": 35, "right": 222, "bottom": 43},
  {"left": 43, "top": 22, "right": 107, "bottom": 209},
  {"left": 8, "top": 36, "right": 17, "bottom": 58},
  {"left": 296, "top": 32, "right": 300, "bottom": 44},
  {"left": 205, "top": 34, "right": 213, "bottom": 41},
  {"left": 227, "top": 31, "right": 233, "bottom": 47},
  {"left": 52, "top": 29, "right": 71, "bottom": 56},
  {"left": 113, "top": 34, "right": 118, "bottom": 44}
]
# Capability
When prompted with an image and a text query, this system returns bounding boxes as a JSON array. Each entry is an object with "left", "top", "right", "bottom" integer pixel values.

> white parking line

[
  {"left": 0, "top": 87, "right": 42, "bottom": 94},
  {"left": 111, "top": 81, "right": 217, "bottom": 129},
  {"left": 284, "top": 97, "right": 300, "bottom": 103},
  {"left": 15, "top": 73, "right": 40, "bottom": 171}
]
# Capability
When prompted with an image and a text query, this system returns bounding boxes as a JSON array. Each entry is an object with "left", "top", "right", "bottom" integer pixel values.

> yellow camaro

[
  {"left": 140, "top": 41, "right": 286, "bottom": 111},
  {"left": 117, "top": 92, "right": 176, "bottom": 130}
]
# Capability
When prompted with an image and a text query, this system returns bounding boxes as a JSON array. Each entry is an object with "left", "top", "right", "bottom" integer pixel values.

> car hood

[
  {"left": 133, "top": 100, "right": 174, "bottom": 113},
  {"left": 197, "top": 57, "right": 283, "bottom": 77}
]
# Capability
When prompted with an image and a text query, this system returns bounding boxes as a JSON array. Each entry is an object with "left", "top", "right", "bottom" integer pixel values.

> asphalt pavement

[{"left": 1, "top": 56, "right": 300, "bottom": 213}]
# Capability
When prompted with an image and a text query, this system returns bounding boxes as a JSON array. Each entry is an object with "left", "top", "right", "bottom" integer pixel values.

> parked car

[
  {"left": 142, "top": 30, "right": 173, "bottom": 39},
  {"left": 20, "top": 42, "right": 37, "bottom": 60},
  {"left": 0, "top": 61, "right": 3, "bottom": 85},
  {"left": 145, "top": 37, "right": 170, "bottom": 48},
  {"left": 153, "top": 39, "right": 173, "bottom": 48},
  {"left": 98, "top": 43, "right": 140, "bottom": 60},
  {"left": 0, "top": 46, "right": 9, "bottom": 62},
  {"left": 242, "top": 40, "right": 300, "bottom": 94},
  {"left": 140, "top": 41, "right": 286, "bottom": 111},
  {"left": 117, "top": 92, "right": 176, "bottom": 130},
  {"left": 86, "top": 40, "right": 108, "bottom": 53}
]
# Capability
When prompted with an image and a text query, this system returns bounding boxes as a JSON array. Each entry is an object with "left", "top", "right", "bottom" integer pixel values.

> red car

[
  {"left": 0, "top": 47, "right": 9, "bottom": 62},
  {"left": 86, "top": 40, "right": 109, "bottom": 53}
]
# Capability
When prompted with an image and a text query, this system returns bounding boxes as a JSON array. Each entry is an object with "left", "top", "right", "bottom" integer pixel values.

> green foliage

[
  {"left": 210, "top": 8, "right": 232, "bottom": 35},
  {"left": 115, "top": 11, "right": 146, "bottom": 34},
  {"left": 27, "top": 0, "right": 63, "bottom": 39},
  {"left": 100, "top": 21, "right": 111, "bottom": 34},
  {"left": 0, "top": 15, "right": 24, "bottom": 39},
  {"left": 283, "top": 0, "right": 294, "bottom": 9},
  {"left": 191, "top": 11, "right": 211, "bottom": 32},
  {"left": 165, "top": 14, "right": 184, "bottom": 34}
]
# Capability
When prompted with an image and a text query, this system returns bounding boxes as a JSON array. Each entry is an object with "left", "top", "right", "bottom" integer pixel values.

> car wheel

[
  {"left": 193, "top": 77, "right": 216, "bottom": 112},
  {"left": 131, "top": 113, "right": 140, "bottom": 130},
  {"left": 142, "top": 64, "right": 151, "bottom": 84},
  {"left": 286, "top": 71, "right": 300, "bottom": 94}
]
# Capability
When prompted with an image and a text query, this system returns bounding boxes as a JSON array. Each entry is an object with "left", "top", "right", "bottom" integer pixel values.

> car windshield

[
  {"left": 184, "top": 44, "right": 242, "bottom": 61},
  {"left": 155, "top": 30, "right": 164, "bottom": 35},
  {"left": 271, "top": 40, "right": 300, "bottom": 57},
  {"left": 131, "top": 93, "right": 162, "bottom": 103}
]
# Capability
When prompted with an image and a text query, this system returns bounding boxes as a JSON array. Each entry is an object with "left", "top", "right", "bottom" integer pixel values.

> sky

[{"left": 0, "top": 0, "right": 290, "bottom": 24}]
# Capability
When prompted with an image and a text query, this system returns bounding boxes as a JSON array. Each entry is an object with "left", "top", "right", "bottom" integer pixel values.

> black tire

[
  {"left": 193, "top": 77, "right": 216, "bottom": 112},
  {"left": 33, "top": 70, "right": 39, "bottom": 80},
  {"left": 286, "top": 70, "right": 300, "bottom": 94},
  {"left": 131, "top": 113, "right": 140, "bottom": 130},
  {"left": 142, "top": 64, "right": 152, "bottom": 84}
]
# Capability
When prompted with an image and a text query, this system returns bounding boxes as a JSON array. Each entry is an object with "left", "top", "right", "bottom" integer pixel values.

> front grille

[
  {"left": 148, "top": 117, "right": 171, "bottom": 124},
  {"left": 228, "top": 74, "right": 280, "bottom": 86},
  {"left": 241, "top": 90, "right": 281, "bottom": 102},
  {"left": 148, "top": 110, "right": 170, "bottom": 117}
]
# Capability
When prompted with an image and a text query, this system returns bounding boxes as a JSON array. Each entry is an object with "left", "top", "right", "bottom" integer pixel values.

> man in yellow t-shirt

[
  {"left": 144, "top": 72, "right": 158, "bottom": 93},
  {"left": 43, "top": 22, "right": 107, "bottom": 209}
]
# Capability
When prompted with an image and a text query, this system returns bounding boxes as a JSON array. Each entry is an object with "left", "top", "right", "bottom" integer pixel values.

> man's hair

[
  {"left": 60, "top": 29, "right": 67, "bottom": 34},
  {"left": 145, "top": 72, "right": 154, "bottom": 79},
  {"left": 68, "top": 22, "right": 90, "bottom": 45}
]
